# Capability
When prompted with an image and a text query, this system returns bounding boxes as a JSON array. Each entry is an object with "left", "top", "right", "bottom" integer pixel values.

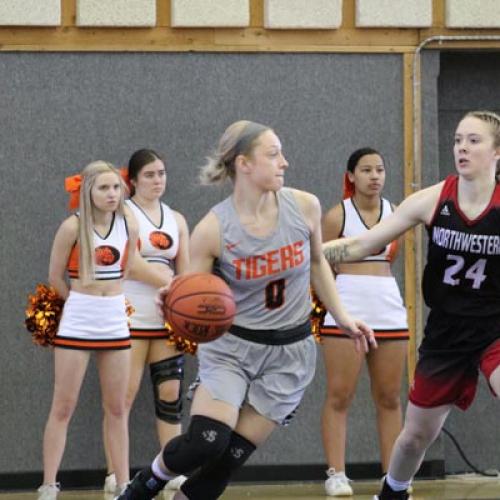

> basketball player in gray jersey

[{"left": 118, "top": 120, "right": 376, "bottom": 500}]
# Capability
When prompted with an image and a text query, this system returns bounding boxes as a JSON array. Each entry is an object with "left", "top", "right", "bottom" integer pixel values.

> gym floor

[{"left": 2, "top": 475, "right": 500, "bottom": 499}]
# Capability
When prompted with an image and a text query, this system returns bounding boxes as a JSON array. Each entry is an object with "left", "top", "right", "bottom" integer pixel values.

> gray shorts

[{"left": 196, "top": 333, "right": 317, "bottom": 425}]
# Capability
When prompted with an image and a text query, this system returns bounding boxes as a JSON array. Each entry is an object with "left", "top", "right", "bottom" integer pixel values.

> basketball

[{"left": 164, "top": 273, "right": 236, "bottom": 343}]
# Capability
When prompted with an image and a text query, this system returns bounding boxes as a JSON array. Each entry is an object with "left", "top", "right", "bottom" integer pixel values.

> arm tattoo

[{"left": 323, "top": 243, "right": 351, "bottom": 264}]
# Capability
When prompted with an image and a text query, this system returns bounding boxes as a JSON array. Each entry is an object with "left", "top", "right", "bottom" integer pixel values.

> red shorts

[{"left": 410, "top": 339, "right": 500, "bottom": 410}]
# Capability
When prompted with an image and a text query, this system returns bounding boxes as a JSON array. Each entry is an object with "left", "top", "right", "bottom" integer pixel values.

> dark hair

[
  {"left": 346, "top": 147, "right": 384, "bottom": 173},
  {"left": 128, "top": 149, "right": 164, "bottom": 195}
]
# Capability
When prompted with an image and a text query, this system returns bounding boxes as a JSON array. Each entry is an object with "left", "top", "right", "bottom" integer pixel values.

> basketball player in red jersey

[
  {"left": 323, "top": 111, "right": 500, "bottom": 500},
  {"left": 37, "top": 162, "right": 138, "bottom": 500},
  {"left": 118, "top": 120, "right": 376, "bottom": 500},
  {"left": 320, "top": 148, "right": 408, "bottom": 497},
  {"left": 102, "top": 150, "right": 189, "bottom": 494}
]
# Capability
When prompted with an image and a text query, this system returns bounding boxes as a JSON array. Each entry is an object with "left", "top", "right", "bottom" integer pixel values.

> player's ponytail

[{"left": 199, "top": 120, "right": 270, "bottom": 185}]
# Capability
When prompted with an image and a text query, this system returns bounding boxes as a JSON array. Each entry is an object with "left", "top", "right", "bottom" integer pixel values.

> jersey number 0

[{"left": 265, "top": 279, "right": 286, "bottom": 309}]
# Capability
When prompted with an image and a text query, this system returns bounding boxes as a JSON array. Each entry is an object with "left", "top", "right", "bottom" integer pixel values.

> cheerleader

[
  {"left": 38, "top": 161, "right": 138, "bottom": 499},
  {"left": 102, "top": 150, "right": 189, "bottom": 494}
]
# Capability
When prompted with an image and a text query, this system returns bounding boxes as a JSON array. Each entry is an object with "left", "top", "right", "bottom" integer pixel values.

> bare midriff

[
  {"left": 335, "top": 260, "right": 393, "bottom": 277},
  {"left": 70, "top": 279, "right": 124, "bottom": 296}
]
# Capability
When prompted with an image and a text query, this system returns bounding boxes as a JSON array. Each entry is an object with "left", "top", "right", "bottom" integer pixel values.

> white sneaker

[
  {"left": 104, "top": 472, "right": 117, "bottom": 493},
  {"left": 113, "top": 482, "right": 129, "bottom": 499},
  {"left": 37, "top": 483, "right": 60, "bottom": 500},
  {"left": 165, "top": 475, "right": 187, "bottom": 490},
  {"left": 325, "top": 468, "right": 353, "bottom": 496}
]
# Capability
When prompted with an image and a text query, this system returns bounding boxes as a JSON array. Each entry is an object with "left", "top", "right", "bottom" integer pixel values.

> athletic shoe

[
  {"left": 104, "top": 473, "right": 117, "bottom": 493},
  {"left": 379, "top": 475, "right": 413, "bottom": 496},
  {"left": 325, "top": 468, "right": 353, "bottom": 496},
  {"left": 374, "top": 477, "right": 410, "bottom": 499},
  {"left": 37, "top": 483, "right": 60, "bottom": 500},
  {"left": 115, "top": 468, "right": 166, "bottom": 500},
  {"left": 373, "top": 494, "right": 410, "bottom": 500},
  {"left": 164, "top": 474, "right": 187, "bottom": 490},
  {"left": 114, "top": 482, "right": 130, "bottom": 498}
]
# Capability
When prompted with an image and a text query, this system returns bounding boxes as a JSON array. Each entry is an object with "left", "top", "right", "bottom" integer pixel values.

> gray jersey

[{"left": 212, "top": 188, "right": 311, "bottom": 330}]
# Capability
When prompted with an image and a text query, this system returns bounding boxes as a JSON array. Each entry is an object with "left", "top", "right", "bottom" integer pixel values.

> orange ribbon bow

[
  {"left": 342, "top": 172, "right": 355, "bottom": 199},
  {"left": 119, "top": 167, "right": 131, "bottom": 191},
  {"left": 64, "top": 167, "right": 131, "bottom": 211},
  {"left": 65, "top": 174, "right": 82, "bottom": 210}
]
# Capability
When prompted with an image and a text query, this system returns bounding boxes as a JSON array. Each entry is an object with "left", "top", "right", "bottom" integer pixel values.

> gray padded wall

[
  {"left": 1, "top": 52, "right": 415, "bottom": 478},
  {"left": 437, "top": 51, "right": 500, "bottom": 474}
]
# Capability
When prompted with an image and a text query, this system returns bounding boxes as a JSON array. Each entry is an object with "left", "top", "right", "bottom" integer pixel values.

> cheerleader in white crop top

[
  {"left": 66, "top": 211, "right": 130, "bottom": 281},
  {"left": 320, "top": 148, "right": 408, "bottom": 497},
  {"left": 124, "top": 199, "right": 179, "bottom": 337},
  {"left": 101, "top": 150, "right": 189, "bottom": 494},
  {"left": 39, "top": 161, "right": 139, "bottom": 497}
]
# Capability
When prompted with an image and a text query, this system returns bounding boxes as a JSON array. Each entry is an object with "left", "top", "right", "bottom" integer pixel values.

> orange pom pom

[
  {"left": 25, "top": 284, "right": 65, "bottom": 347},
  {"left": 165, "top": 322, "right": 198, "bottom": 355},
  {"left": 310, "top": 289, "right": 327, "bottom": 344}
]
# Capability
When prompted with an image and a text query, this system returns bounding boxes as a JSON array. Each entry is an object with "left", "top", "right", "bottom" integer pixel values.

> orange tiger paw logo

[
  {"left": 95, "top": 245, "right": 120, "bottom": 266},
  {"left": 150, "top": 231, "right": 173, "bottom": 250}
]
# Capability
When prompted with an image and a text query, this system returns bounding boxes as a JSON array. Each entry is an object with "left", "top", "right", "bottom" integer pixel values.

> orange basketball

[{"left": 164, "top": 273, "right": 236, "bottom": 343}]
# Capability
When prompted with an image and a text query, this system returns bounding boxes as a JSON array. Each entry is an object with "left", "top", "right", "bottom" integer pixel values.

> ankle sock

[
  {"left": 386, "top": 474, "right": 411, "bottom": 492},
  {"left": 152, "top": 455, "right": 177, "bottom": 482}
]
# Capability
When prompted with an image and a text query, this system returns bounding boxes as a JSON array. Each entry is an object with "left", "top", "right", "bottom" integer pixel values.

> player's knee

[
  {"left": 180, "top": 431, "right": 256, "bottom": 500},
  {"left": 51, "top": 400, "right": 77, "bottom": 423},
  {"left": 162, "top": 415, "right": 232, "bottom": 474},
  {"left": 158, "top": 378, "right": 181, "bottom": 401},
  {"left": 103, "top": 399, "right": 127, "bottom": 419},
  {"left": 398, "top": 427, "right": 434, "bottom": 454},
  {"left": 150, "top": 355, "right": 185, "bottom": 424},
  {"left": 328, "top": 390, "right": 355, "bottom": 412},
  {"left": 372, "top": 389, "right": 401, "bottom": 411},
  {"left": 155, "top": 396, "right": 182, "bottom": 424}
]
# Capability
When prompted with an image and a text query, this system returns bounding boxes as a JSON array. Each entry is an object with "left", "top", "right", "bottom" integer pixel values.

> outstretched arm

[{"left": 323, "top": 183, "right": 442, "bottom": 265}]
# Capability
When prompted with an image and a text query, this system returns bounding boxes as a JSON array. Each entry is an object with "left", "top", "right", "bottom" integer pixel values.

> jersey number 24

[{"left": 443, "top": 254, "right": 487, "bottom": 290}]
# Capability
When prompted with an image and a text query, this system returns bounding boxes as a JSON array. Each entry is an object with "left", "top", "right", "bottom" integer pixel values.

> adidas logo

[{"left": 440, "top": 205, "right": 450, "bottom": 216}]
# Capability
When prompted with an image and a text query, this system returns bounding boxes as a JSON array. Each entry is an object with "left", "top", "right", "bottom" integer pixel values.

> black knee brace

[
  {"left": 181, "top": 430, "right": 257, "bottom": 500},
  {"left": 162, "top": 415, "right": 232, "bottom": 475},
  {"left": 150, "top": 354, "right": 184, "bottom": 424}
]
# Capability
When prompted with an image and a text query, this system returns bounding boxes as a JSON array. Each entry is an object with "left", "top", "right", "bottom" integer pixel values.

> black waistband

[{"left": 229, "top": 320, "right": 311, "bottom": 346}]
